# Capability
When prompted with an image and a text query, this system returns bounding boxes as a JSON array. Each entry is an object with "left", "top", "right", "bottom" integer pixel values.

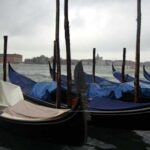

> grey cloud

[
  {"left": 0, "top": 0, "right": 150, "bottom": 61},
  {"left": 0, "top": 0, "right": 55, "bottom": 36}
]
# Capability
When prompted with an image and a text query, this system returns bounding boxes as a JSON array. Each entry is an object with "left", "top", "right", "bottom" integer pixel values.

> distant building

[
  {"left": 0, "top": 54, "right": 23, "bottom": 63},
  {"left": 96, "top": 54, "right": 105, "bottom": 65},
  {"left": 81, "top": 53, "right": 104, "bottom": 65},
  {"left": 24, "top": 55, "right": 49, "bottom": 64}
]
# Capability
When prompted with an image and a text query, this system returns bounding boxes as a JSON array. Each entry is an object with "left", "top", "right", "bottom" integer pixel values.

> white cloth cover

[
  {"left": 1, "top": 100, "right": 70, "bottom": 121},
  {"left": 0, "top": 80, "right": 24, "bottom": 107}
]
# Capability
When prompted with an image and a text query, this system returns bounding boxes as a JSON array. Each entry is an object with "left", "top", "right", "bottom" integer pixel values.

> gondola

[
  {"left": 0, "top": 69, "right": 88, "bottom": 146},
  {"left": 49, "top": 62, "right": 117, "bottom": 86},
  {"left": 76, "top": 62, "right": 150, "bottom": 130},
  {"left": 143, "top": 65, "right": 150, "bottom": 82},
  {"left": 8, "top": 62, "right": 150, "bottom": 130},
  {"left": 88, "top": 95, "right": 150, "bottom": 130},
  {"left": 77, "top": 62, "right": 150, "bottom": 130},
  {"left": 112, "top": 64, "right": 149, "bottom": 84},
  {"left": 112, "top": 64, "right": 134, "bottom": 82},
  {"left": 8, "top": 62, "right": 118, "bottom": 104}
]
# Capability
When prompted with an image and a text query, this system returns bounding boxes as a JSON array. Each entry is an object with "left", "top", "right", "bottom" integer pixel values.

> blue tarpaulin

[
  {"left": 87, "top": 81, "right": 150, "bottom": 100},
  {"left": 31, "top": 81, "right": 57, "bottom": 100}
]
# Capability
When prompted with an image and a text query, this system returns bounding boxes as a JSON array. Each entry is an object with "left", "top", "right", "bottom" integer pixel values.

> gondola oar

[
  {"left": 134, "top": 0, "right": 141, "bottom": 102},
  {"left": 3, "top": 35, "right": 8, "bottom": 81}
]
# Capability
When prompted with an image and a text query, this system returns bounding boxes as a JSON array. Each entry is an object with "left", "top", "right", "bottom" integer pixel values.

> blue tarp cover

[
  {"left": 87, "top": 81, "right": 150, "bottom": 100},
  {"left": 31, "top": 81, "right": 57, "bottom": 100}
]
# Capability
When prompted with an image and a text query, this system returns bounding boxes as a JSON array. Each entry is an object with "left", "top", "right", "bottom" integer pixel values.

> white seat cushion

[{"left": 1, "top": 100, "right": 70, "bottom": 121}]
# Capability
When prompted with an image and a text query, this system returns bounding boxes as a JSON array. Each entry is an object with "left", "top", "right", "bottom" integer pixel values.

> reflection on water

[
  {"left": 0, "top": 64, "right": 150, "bottom": 149},
  {"left": 0, "top": 126, "right": 150, "bottom": 150},
  {"left": 88, "top": 126, "right": 150, "bottom": 150}
]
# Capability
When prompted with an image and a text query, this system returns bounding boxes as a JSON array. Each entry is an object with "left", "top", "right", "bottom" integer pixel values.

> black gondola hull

[
  {"left": 0, "top": 105, "right": 87, "bottom": 146},
  {"left": 89, "top": 108, "right": 150, "bottom": 130}
]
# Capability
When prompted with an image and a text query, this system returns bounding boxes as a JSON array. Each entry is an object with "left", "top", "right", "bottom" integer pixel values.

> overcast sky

[{"left": 0, "top": 0, "right": 150, "bottom": 61}]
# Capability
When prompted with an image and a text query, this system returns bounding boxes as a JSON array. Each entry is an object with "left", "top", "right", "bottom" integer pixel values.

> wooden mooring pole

[
  {"left": 3, "top": 36, "right": 8, "bottom": 81},
  {"left": 55, "top": 0, "right": 61, "bottom": 108},
  {"left": 121, "top": 48, "right": 126, "bottom": 83},
  {"left": 64, "top": 0, "right": 72, "bottom": 108},
  {"left": 52, "top": 40, "right": 57, "bottom": 81},
  {"left": 92, "top": 48, "right": 96, "bottom": 83},
  {"left": 134, "top": 0, "right": 141, "bottom": 102}
]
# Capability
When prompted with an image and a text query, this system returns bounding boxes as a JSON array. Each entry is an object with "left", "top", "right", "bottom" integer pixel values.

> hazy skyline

[{"left": 0, "top": 0, "right": 150, "bottom": 61}]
